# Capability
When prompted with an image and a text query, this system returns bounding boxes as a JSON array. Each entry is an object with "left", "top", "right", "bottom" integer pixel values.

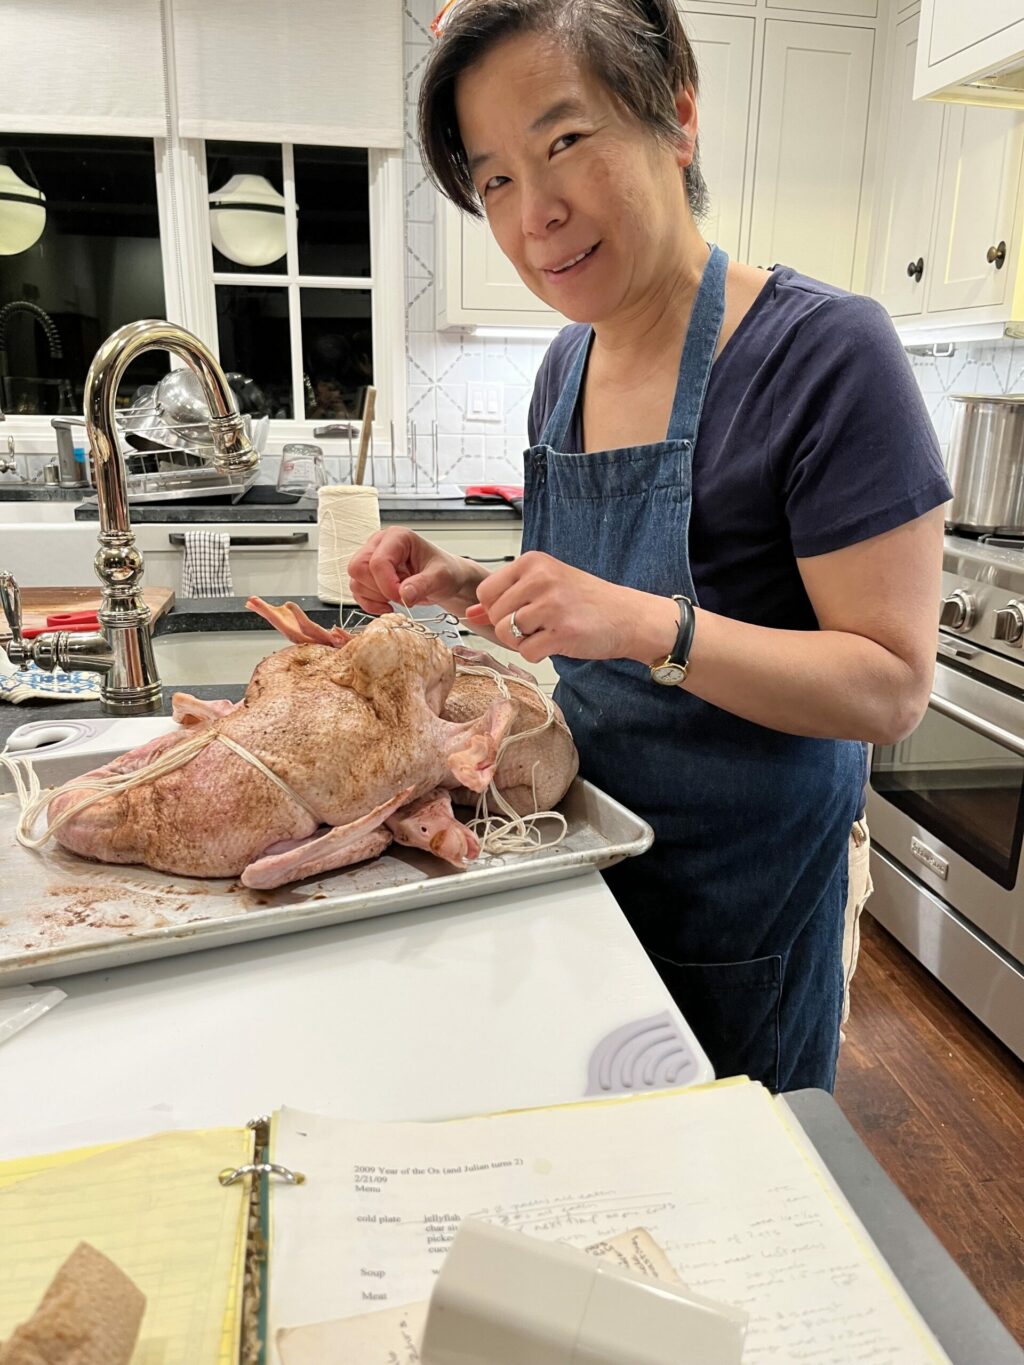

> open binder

[{"left": 0, "top": 1080, "right": 953, "bottom": 1365}]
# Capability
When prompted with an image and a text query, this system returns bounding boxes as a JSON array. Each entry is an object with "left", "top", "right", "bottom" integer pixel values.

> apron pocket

[{"left": 648, "top": 953, "right": 783, "bottom": 1092}]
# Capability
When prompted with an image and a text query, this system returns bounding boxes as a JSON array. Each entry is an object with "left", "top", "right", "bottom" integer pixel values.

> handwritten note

[
  {"left": 276, "top": 1227, "right": 679, "bottom": 1365},
  {"left": 268, "top": 1082, "right": 951, "bottom": 1365}
]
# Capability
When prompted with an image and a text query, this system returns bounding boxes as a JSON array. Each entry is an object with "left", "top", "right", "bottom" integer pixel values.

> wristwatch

[{"left": 649, "top": 594, "right": 695, "bottom": 686}]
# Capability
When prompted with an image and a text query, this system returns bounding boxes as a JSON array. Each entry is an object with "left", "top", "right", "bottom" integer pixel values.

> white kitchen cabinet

[
  {"left": 914, "top": 0, "right": 1024, "bottom": 106},
  {"left": 765, "top": 0, "right": 876, "bottom": 14},
  {"left": 872, "top": 12, "right": 945, "bottom": 317},
  {"left": 437, "top": 203, "right": 566, "bottom": 330},
  {"left": 925, "top": 103, "right": 1024, "bottom": 312},
  {"left": 685, "top": 11, "right": 756, "bottom": 261},
  {"left": 748, "top": 20, "right": 875, "bottom": 289},
  {"left": 869, "top": 5, "right": 1024, "bottom": 339}
]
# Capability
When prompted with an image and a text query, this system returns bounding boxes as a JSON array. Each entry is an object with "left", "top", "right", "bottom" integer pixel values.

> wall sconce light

[
  {"left": 0, "top": 163, "right": 46, "bottom": 256},
  {"left": 209, "top": 173, "right": 288, "bottom": 268}
]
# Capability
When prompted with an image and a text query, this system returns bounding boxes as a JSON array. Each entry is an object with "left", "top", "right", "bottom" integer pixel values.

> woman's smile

[{"left": 541, "top": 241, "right": 600, "bottom": 281}]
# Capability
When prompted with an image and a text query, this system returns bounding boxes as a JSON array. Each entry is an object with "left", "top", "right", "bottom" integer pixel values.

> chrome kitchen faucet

[{"left": 0, "top": 320, "right": 259, "bottom": 715}]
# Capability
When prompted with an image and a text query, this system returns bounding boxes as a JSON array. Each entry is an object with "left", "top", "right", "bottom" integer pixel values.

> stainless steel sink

[
  {"left": 152, "top": 630, "right": 282, "bottom": 685},
  {"left": 152, "top": 627, "right": 557, "bottom": 690}
]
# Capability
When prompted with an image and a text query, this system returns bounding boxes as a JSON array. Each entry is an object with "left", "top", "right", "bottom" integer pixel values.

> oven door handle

[
  {"left": 928, "top": 691, "right": 1024, "bottom": 760},
  {"left": 167, "top": 532, "right": 309, "bottom": 548}
]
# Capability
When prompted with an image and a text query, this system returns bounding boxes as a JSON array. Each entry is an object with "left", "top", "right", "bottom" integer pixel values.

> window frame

[{"left": 1, "top": 135, "right": 405, "bottom": 456}]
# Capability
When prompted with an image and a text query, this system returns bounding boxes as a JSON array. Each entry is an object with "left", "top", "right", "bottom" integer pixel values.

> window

[
  {"left": 206, "top": 142, "right": 376, "bottom": 424},
  {"left": 0, "top": 135, "right": 404, "bottom": 450},
  {"left": 0, "top": 135, "right": 166, "bottom": 417}
]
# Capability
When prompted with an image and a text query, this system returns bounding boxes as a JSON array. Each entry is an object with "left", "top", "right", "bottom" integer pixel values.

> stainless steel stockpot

[{"left": 946, "top": 393, "right": 1024, "bottom": 534}]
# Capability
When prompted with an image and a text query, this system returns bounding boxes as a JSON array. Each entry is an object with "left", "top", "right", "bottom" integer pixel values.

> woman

[{"left": 349, "top": 0, "right": 951, "bottom": 1092}]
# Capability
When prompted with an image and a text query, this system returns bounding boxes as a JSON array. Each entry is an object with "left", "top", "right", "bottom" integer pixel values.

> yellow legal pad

[{"left": 0, "top": 1127, "right": 252, "bottom": 1364}]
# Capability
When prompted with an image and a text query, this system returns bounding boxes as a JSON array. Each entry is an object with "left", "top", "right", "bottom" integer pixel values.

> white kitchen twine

[
  {"left": 453, "top": 662, "right": 569, "bottom": 856},
  {"left": 0, "top": 730, "right": 321, "bottom": 851},
  {"left": 317, "top": 484, "right": 381, "bottom": 606}
]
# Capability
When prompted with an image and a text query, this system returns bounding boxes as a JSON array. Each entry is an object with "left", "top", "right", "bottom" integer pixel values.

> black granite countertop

[
  {"left": 71, "top": 490, "right": 520, "bottom": 524},
  {"left": 0, "top": 682, "right": 250, "bottom": 748},
  {"left": 0, "top": 596, "right": 361, "bottom": 746},
  {"left": 153, "top": 595, "right": 347, "bottom": 636}
]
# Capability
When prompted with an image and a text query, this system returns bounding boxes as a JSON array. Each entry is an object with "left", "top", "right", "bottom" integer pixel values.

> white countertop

[{"left": 0, "top": 872, "right": 697, "bottom": 1150}]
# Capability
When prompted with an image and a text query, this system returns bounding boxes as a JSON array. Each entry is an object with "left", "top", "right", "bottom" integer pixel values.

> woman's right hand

[{"left": 347, "top": 527, "right": 476, "bottom": 616}]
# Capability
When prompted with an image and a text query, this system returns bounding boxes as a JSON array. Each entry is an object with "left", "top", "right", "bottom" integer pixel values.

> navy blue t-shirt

[{"left": 527, "top": 266, "right": 952, "bottom": 631}]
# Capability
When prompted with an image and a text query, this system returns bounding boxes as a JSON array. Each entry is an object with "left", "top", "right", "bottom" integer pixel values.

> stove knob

[
  {"left": 993, "top": 602, "right": 1024, "bottom": 645},
  {"left": 939, "top": 590, "right": 975, "bottom": 631}
]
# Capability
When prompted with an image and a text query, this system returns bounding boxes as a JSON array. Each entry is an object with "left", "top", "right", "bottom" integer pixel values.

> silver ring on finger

[{"left": 509, "top": 610, "right": 525, "bottom": 640}]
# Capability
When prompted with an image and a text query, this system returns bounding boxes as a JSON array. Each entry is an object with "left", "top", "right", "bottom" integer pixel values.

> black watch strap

[{"left": 669, "top": 594, "right": 696, "bottom": 668}]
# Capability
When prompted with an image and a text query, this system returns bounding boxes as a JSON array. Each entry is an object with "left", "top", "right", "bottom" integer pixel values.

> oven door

[{"left": 867, "top": 649, "right": 1024, "bottom": 962}]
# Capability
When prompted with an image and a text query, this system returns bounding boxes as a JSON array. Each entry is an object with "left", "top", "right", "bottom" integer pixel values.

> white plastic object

[
  {"left": 0, "top": 985, "right": 66, "bottom": 1045},
  {"left": 420, "top": 1219, "right": 748, "bottom": 1365},
  {"left": 5, "top": 723, "right": 81, "bottom": 753}
]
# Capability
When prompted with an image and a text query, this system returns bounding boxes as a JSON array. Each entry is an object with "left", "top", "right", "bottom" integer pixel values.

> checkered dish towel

[{"left": 180, "top": 529, "right": 234, "bottom": 597}]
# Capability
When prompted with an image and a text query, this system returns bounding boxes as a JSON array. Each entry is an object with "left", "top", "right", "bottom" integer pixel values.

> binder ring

[{"left": 218, "top": 1161, "right": 306, "bottom": 1187}]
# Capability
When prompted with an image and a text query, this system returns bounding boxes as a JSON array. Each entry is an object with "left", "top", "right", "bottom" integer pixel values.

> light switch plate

[{"left": 467, "top": 382, "right": 503, "bottom": 423}]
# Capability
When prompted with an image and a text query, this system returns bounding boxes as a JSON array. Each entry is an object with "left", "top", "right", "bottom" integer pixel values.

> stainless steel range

[{"left": 867, "top": 533, "right": 1024, "bottom": 1061}]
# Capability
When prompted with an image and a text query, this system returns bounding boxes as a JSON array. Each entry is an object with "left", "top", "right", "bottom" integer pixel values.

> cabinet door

[
  {"left": 684, "top": 11, "right": 755, "bottom": 261},
  {"left": 925, "top": 104, "right": 1024, "bottom": 313},
  {"left": 872, "top": 14, "right": 945, "bottom": 317},
  {"left": 748, "top": 20, "right": 874, "bottom": 289},
  {"left": 915, "top": 0, "right": 1024, "bottom": 102},
  {"left": 456, "top": 207, "right": 563, "bottom": 323},
  {"left": 925, "top": 0, "right": 1024, "bottom": 68}
]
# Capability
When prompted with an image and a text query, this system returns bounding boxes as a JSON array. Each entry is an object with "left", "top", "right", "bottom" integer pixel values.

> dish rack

[
  {"left": 317, "top": 418, "right": 462, "bottom": 497},
  {"left": 53, "top": 413, "right": 267, "bottom": 503}
]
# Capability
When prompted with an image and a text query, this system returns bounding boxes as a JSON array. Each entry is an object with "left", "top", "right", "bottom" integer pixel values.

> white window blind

[
  {"left": 170, "top": 0, "right": 404, "bottom": 148},
  {"left": 0, "top": 0, "right": 168, "bottom": 136}
]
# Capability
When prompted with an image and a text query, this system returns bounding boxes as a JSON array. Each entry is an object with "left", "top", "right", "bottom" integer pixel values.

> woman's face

[{"left": 454, "top": 32, "right": 696, "bottom": 324}]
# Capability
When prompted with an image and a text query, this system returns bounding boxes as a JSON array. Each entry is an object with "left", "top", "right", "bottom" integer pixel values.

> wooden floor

[{"left": 836, "top": 914, "right": 1024, "bottom": 1347}]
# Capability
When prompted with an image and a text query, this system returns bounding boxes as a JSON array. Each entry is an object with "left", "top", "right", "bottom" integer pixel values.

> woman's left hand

[{"left": 464, "top": 552, "right": 675, "bottom": 664}]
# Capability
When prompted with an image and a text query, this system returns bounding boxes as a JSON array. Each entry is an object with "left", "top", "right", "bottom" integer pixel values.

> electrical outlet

[{"left": 467, "top": 382, "right": 503, "bottom": 423}]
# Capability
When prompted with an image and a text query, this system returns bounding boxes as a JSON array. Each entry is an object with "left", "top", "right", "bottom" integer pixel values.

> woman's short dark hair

[{"left": 418, "top": 0, "right": 708, "bottom": 221}]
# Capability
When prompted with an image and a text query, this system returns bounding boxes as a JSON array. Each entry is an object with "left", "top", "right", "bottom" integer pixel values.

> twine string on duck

[
  {"left": 0, "top": 729, "right": 321, "bottom": 852},
  {"left": 452, "top": 662, "right": 569, "bottom": 856}
]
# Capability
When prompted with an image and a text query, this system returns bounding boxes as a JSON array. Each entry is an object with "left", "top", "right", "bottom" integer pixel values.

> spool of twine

[{"left": 317, "top": 484, "right": 381, "bottom": 604}]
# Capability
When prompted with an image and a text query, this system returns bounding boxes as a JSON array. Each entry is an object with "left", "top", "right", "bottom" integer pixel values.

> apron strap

[
  {"left": 538, "top": 244, "right": 730, "bottom": 452},
  {"left": 667, "top": 244, "right": 728, "bottom": 445},
  {"left": 540, "top": 327, "right": 592, "bottom": 451}
]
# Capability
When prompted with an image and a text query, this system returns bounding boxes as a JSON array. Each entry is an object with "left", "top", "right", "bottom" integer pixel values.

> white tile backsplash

[{"left": 402, "top": 0, "right": 538, "bottom": 487}]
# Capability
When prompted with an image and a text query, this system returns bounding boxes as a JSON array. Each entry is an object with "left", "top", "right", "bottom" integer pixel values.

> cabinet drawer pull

[
  {"left": 168, "top": 532, "right": 310, "bottom": 547},
  {"left": 986, "top": 240, "right": 1007, "bottom": 269},
  {"left": 906, "top": 257, "right": 924, "bottom": 283}
]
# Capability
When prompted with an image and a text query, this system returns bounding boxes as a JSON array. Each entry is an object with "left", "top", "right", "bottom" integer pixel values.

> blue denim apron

[{"left": 522, "top": 246, "right": 863, "bottom": 1092}]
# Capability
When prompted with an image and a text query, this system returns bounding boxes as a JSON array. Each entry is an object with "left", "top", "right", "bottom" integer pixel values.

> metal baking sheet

[{"left": 0, "top": 780, "right": 653, "bottom": 985}]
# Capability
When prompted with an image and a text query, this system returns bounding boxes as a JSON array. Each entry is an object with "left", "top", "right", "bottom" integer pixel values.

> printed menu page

[{"left": 268, "top": 1081, "right": 951, "bottom": 1365}]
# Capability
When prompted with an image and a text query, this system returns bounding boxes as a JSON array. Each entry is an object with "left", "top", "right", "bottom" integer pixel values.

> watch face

[{"left": 651, "top": 662, "right": 687, "bottom": 686}]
